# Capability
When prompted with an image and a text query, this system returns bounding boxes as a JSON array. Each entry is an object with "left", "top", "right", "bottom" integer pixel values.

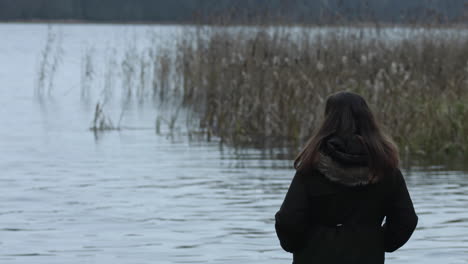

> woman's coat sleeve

[
  {"left": 383, "top": 169, "right": 418, "bottom": 252},
  {"left": 275, "top": 171, "right": 309, "bottom": 253}
]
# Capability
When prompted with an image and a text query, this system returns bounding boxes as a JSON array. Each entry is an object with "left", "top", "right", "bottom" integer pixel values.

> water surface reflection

[{"left": 0, "top": 23, "right": 467, "bottom": 264}]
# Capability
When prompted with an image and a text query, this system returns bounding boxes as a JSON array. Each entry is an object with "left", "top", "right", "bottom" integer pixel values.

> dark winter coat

[{"left": 275, "top": 135, "right": 418, "bottom": 264}]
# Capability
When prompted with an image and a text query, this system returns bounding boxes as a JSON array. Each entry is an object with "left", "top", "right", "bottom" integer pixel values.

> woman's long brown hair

[{"left": 294, "top": 91, "right": 399, "bottom": 181}]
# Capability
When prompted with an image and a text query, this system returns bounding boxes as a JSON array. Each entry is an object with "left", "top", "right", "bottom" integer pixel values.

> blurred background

[{"left": 0, "top": 1, "right": 467, "bottom": 263}]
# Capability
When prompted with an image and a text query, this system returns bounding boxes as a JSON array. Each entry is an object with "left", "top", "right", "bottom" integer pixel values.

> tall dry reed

[
  {"left": 35, "top": 26, "right": 63, "bottom": 97},
  {"left": 175, "top": 26, "right": 468, "bottom": 157}
]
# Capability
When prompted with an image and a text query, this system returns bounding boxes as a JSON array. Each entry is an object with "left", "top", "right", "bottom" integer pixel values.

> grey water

[{"left": 0, "top": 23, "right": 467, "bottom": 264}]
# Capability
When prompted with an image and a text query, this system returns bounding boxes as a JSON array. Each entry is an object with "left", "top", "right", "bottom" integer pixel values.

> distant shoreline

[{"left": 1, "top": 19, "right": 467, "bottom": 29}]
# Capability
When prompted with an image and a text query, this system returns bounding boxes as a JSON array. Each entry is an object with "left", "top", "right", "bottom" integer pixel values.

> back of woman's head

[{"left": 294, "top": 91, "right": 399, "bottom": 181}]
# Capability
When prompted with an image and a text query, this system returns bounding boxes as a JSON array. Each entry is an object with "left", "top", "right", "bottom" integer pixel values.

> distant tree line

[{"left": 0, "top": 0, "right": 467, "bottom": 24}]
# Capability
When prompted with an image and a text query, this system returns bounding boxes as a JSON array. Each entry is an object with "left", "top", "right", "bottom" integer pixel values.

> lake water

[{"left": 0, "top": 23, "right": 467, "bottom": 264}]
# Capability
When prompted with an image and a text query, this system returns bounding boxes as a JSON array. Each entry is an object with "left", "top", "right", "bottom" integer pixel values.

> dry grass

[
  {"left": 35, "top": 25, "right": 63, "bottom": 97},
  {"left": 89, "top": 102, "right": 118, "bottom": 131},
  {"left": 37, "top": 24, "right": 468, "bottom": 158},
  {"left": 175, "top": 26, "right": 468, "bottom": 157}
]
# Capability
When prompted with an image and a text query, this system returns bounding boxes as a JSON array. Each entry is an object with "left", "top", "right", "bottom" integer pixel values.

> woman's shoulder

[
  {"left": 374, "top": 167, "right": 409, "bottom": 198},
  {"left": 380, "top": 167, "right": 405, "bottom": 185},
  {"left": 294, "top": 164, "right": 329, "bottom": 185},
  {"left": 294, "top": 165, "right": 348, "bottom": 195}
]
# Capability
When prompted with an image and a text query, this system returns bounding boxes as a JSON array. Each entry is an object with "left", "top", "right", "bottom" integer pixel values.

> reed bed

[
  {"left": 175, "top": 26, "right": 468, "bottom": 157},
  {"left": 35, "top": 25, "right": 468, "bottom": 157}
]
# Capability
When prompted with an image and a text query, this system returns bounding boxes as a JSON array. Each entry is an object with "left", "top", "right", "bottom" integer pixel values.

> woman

[{"left": 275, "top": 91, "right": 418, "bottom": 264}]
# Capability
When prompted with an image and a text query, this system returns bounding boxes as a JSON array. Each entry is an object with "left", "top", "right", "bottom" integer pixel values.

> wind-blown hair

[{"left": 294, "top": 91, "right": 399, "bottom": 181}]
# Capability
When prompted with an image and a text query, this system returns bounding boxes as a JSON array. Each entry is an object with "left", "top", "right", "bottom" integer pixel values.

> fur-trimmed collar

[{"left": 316, "top": 153, "right": 371, "bottom": 187}]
